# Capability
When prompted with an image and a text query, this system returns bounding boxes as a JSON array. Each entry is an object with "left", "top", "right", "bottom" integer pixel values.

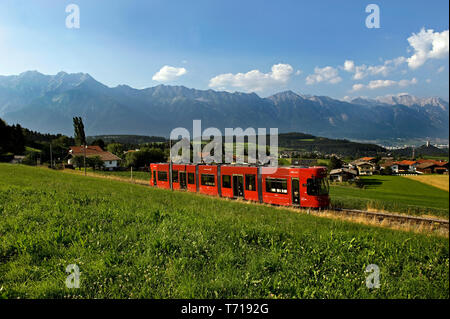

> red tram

[{"left": 149, "top": 163, "right": 330, "bottom": 209}]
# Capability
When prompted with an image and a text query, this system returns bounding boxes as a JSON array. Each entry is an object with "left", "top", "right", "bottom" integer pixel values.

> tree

[
  {"left": 91, "top": 138, "right": 105, "bottom": 150},
  {"left": 87, "top": 156, "right": 104, "bottom": 171},
  {"left": 50, "top": 135, "right": 72, "bottom": 163},
  {"left": 381, "top": 166, "right": 393, "bottom": 175},
  {"left": 107, "top": 143, "right": 124, "bottom": 158},
  {"left": 73, "top": 117, "right": 86, "bottom": 146},
  {"left": 72, "top": 155, "right": 85, "bottom": 169},
  {"left": 125, "top": 148, "right": 165, "bottom": 168},
  {"left": 0, "top": 119, "right": 25, "bottom": 156},
  {"left": 328, "top": 155, "right": 343, "bottom": 170}
]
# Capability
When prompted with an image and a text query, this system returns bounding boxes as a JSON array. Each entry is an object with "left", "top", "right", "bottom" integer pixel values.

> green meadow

[
  {"left": 0, "top": 164, "right": 448, "bottom": 298},
  {"left": 78, "top": 167, "right": 151, "bottom": 182},
  {"left": 330, "top": 175, "right": 449, "bottom": 218}
]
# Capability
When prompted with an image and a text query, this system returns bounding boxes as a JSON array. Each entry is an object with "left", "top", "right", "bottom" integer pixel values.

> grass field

[
  {"left": 77, "top": 168, "right": 151, "bottom": 181},
  {"left": 330, "top": 176, "right": 449, "bottom": 218},
  {"left": 0, "top": 164, "right": 448, "bottom": 299},
  {"left": 404, "top": 175, "right": 449, "bottom": 192}
]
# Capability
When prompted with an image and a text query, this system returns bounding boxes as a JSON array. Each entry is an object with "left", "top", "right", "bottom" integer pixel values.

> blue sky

[{"left": 1, "top": 0, "right": 448, "bottom": 99}]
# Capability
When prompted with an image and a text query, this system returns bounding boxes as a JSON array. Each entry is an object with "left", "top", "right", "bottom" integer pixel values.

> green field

[
  {"left": 330, "top": 176, "right": 449, "bottom": 218},
  {"left": 0, "top": 164, "right": 448, "bottom": 298},
  {"left": 78, "top": 168, "right": 151, "bottom": 181}
]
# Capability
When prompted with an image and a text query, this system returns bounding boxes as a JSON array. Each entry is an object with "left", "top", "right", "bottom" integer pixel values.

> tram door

[
  {"left": 292, "top": 178, "right": 300, "bottom": 205},
  {"left": 233, "top": 175, "right": 244, "bottom": 198},
  {"left": 179, "top": 171, "right": 187, "bottom": 190},
  {"left": 153, "top": 171, "right": 157, "bottom": 186}
]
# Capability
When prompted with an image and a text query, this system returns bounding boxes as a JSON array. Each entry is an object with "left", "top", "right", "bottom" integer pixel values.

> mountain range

[{"left": 0, "top": 71, "right": 448, "bottom": 140}]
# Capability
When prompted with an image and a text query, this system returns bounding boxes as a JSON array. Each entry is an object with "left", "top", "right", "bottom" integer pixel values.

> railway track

[{"left": 331, "top": 208, "right": 449, "bottom": 230}]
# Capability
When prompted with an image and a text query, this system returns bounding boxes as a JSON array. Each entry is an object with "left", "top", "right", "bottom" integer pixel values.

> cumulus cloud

[
  {"left": 208, "top": 63, "right": 294, "bottom": 92},
  {"left": 343, "top": 60, "right": 355, "bottom": 72},
  {"left": 407, "top": 28, "right": 449, "bottom": 69},
  {"left": 152, "top": 65, "right": 187, "bottom": 82},
  {"left": 352, "top": 78, "right": 417, "bottom": 91},
  {"left": 351, "top": 84, "right": 366, "bottom": 91},
  {"left": 398, "top": 78, "right": 418, "bottom": 87},
  {"left": 306, "top": 66, "right": 342, "bottom": 85},
  {"left": 343, "top": 57, "right": 407, "bottom": 80}
]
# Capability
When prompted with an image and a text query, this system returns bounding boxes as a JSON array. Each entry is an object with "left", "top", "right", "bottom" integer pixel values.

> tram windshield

[{"left": 306, "top": 178, "right": 329, "bottom": 196}]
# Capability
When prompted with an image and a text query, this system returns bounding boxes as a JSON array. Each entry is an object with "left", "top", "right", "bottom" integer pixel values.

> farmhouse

[
  {"left": 9, "top": 155, "right": 25, "bottom": 164},
  {"left": 68, "top": 146, "right": 121, "bottom": 170},
  {"left": 391, "top": 160, "right": 417, "bottom": 174},
  {"left": 415, "top": 160, "right": 449, "bottom": 174},
  {"left": 349, "top": 161, "right": 376, "bottom": 175},
  {"left": 329, "top": 168, "right": 358, "bottom": 182},
  {"left": 358, "top": 157, "right": 377, "bottom": 163}
]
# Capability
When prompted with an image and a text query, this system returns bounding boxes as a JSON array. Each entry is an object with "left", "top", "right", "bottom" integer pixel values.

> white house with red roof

[{"left": 68, "top": 145, "right": 121, "bottom": 170}]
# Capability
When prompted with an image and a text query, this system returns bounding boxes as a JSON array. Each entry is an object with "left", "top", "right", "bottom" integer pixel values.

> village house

[
  {"left": 391, "top": 160, "right": 418, "bottom": 174},
  {"left": 379, "top": 159, "right": 395, "bottom": 170},
  {"left": 329, "top": 168, "right": 358, "bottom": 182},
  {"left": 9, "top": 155, "right": 25, "bottom": 164},
  {"left": 355, "top": 162, "right": 375, "bottom": 175},
  {"left": 358, "top": 157, "right": 377, "bottom": 163},
  {"left": 415, "top": 160, "right": 449, "bottom": 174},
  {"left": 349, "top": 160, "right": 376, "bottom": 175},
  {"left": 68, "top": 145, "right": 121, "bottom": 170}
]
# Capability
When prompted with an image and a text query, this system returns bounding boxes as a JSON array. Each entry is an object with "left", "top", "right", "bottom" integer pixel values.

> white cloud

[
  {"left": 208, "top": 63, "right": 294, "bottom": 92},
  {"left": 437, "top": 66, "right": 446, "bottom": 73},
  {"left": 351, "top": 84, "right": 366, "bottom": 91},
  {"left": 398, "top": 77, "right": 418, "bottom": 87},
  {"left": 343, "top": 60, "right": 355, "bottom": 72},
  {"left": 152, "top": 65, "right": 187, "bottom": 82},
  {"left": 306, "top": 66, "right": 342, "bottom": 85},
  {"left": 343, "top": 57, "right": 407, "bottom": 80},
  {"left": 367, "top": 80, "right": 397, "bottom": 90},
  {"left": 352, "top": 78, "right": 418, "bottom": 91},
  {"left": 407, "top": 28, "right": 449, "bottom": 69},
  {"left": 342, "top": 96, "right": 353, "bottom": 102}
]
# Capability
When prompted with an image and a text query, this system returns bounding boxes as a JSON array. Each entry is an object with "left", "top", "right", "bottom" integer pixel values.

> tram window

[
  {"left": 201, "top": 174, "right": 215, "bottom": 186},
  {"left": 172, "top": 170, "right": 179, "bottom": 183},
  {"left": 222, "top": 175, "right": 231, "bottom": 188},
  {"left": 306, "top": 178, "right": 329, "bottom": 196},
  {"left": 245, "top": 174, "right": 256, "bottom": 191},
  {"left": 157, "top": 171, "right": 168, "bottom": 181},
  {"left": 265, "top": 178, "right": 288, "bottom": 194},
  {"left": 188, "top": 173, "right": 195, "bottom": 184}
]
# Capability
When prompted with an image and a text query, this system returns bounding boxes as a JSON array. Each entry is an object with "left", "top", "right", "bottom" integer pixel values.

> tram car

[{"left": 149, "top": 163, "right": 330, "bottom": 209}]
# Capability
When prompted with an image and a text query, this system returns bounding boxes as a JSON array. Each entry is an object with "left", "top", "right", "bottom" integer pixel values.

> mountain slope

[{"left": 0, "top": 71, "right": 448, "bottom": 139}]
